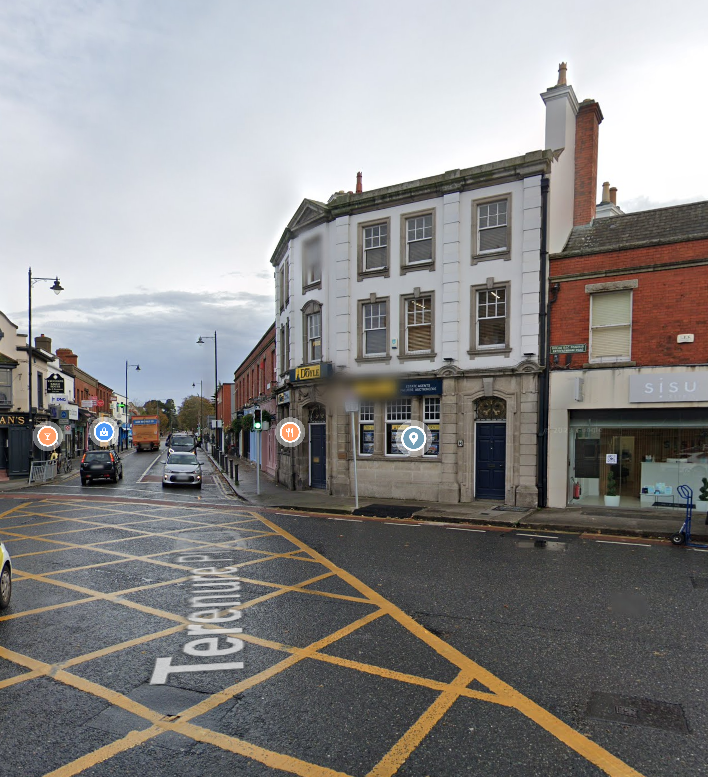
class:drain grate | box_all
[353,504,420,519]
[691,576,708,589]
[515,539,566,551]
[491,506,530,513]
[586,692,689,733]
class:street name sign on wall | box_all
[46,373,65,393]
[629,373,708,402]
[550,344,587,354]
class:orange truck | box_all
[131,416,160,451]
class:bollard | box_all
[234,463,239,483]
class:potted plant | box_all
[697,477,708,513]
[604,469,620,507]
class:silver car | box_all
[162,452,202,489]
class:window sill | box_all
[355,356,392,364]
[582,360,636,369]
[471,251,510,265]
[397,352,437,363]
[467,347,512,359]
[356,454,441,463]
[357,267,390,282]
[400,261,435,275]
[302,281,322,293]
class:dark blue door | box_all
[310,424,326,489]
[475,423,506,499]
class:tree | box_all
[178,395,215,433]
[142,399,176,434]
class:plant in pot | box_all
[697,477,708,515]
[604,469,620,507]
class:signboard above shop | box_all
[46,373,66,393]
[289,363,333,383]
[629,373,708,403]
[399,379,442,396]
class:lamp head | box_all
[51,278,63,295]
[196,336,204,344]
[135,365,141,371]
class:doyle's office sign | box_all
[289,363,333,383]
[629,373,708,403]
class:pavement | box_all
[4,447,707,541]
[212,454,708,542]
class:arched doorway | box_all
[474,397,507,500]
[308,403,326,489]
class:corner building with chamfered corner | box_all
[271,66,602,507]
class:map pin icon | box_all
[409,432,418,446]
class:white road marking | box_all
[138,454,163,482]
[329,517,363,522]
[446,527,487,532]
[276,512,307,517]
[596,540,651,547]
[384,522,420,527]
[516,533,559,540]
[690,548,708,553]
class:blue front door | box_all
[475,423,506,500]
[310,424,326,489]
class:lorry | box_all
[131,416,160,451]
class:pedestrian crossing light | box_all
[254,408,262,430]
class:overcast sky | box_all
[1,0,706,405]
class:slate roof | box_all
[0,352,18,366]
[556,200,708,257]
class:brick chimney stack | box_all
[356,171,363,193]
[56,348,78,366]
[573,99,603,225]
[609,186,618,206]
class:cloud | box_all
[12,290,274,406]
[620,195,706,214]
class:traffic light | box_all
[254,408,262,430]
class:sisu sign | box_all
[629,373,708,403]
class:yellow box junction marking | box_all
[0,498,646,777]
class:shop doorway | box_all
[0,428,7,474]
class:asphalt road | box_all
[0,453,707,777]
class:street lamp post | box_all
[197,331,218,452]
[192,381,203,437]
[124,362,140,451]
[28,268,63,460]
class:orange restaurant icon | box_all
[38,426,58,447]
[280,422,301,443]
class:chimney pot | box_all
[609,186,617,206]
[356,171,363,193]
[601,181,611,203]
[557,62,567,86]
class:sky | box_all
[1,0,706,406]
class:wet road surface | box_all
[0,457,706,776]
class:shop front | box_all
[549,368,708,509]
[0,413,32,478]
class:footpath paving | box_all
[210,454,708,542]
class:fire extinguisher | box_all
[572,479,582,499]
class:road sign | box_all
[344,400,359,413]
[550,344,587,354]
[97,400,105,407]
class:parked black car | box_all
[81,450,123,485]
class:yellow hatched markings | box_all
[256,513,646,777]
[2,499,646,777]
[0,501,33,520]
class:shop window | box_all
[386,399,411,455]
[423,397,440,456]
[590,291,632,362]
[359,401,374,455]
[0,369,12,407]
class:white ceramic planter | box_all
[604,495,621,507]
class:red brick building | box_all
[547,200,708,509]
[233,324,277,475]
